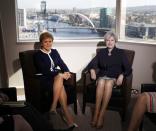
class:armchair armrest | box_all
[63,72,76,87]
[83,70,95,86]
[141,84,156,93]
[122,74,133,90]
[121,74,133,104]
[0,87,17,101]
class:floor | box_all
[17,89,156,131]
[48,94,122,131]
[48,93,156,131]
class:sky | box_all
[17,0,156,9]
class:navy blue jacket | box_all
[88,47,132,79]
[33,49,69,77]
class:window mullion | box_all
[116,0,126,40]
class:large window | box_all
[16,0,156,42]
[16,0,116,41]
[124,0,156,42]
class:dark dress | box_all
[33,49,70,87]
[34,49,69,77]
[88,47,132,79]
[33,49,70,110]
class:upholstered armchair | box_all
[19,50,77,114]
[139,84,156,131]
[82,48,135,120]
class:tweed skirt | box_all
[96,76,116,87]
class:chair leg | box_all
[139,120,143,131]
[121,111,125,121]
[82,96,86,114]
[74,100,77,114]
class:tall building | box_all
[16,9,26,27]
[100,8,112,28]
[41,1,46,15]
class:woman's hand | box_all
[61,72,71,80]
[90,69,96,80]
[116,74,124,86]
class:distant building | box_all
[41,1,46,15]
[100,8,112,28]
[16,9,26,26]
[126,23,156,39]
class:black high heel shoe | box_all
[96,124,103,129]
[90,121,96,127]
[96,119,104,129]
[69,123,78,128]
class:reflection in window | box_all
[16,0,116,41]
[125,0,156,41]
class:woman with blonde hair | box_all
[89,31,132,128]
[34,32,77,128]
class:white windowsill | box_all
[17,38,156,46]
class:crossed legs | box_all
[50,74,74,126]
[128,93,148,131]
[50,74,64,111]
[91,79,114,128]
